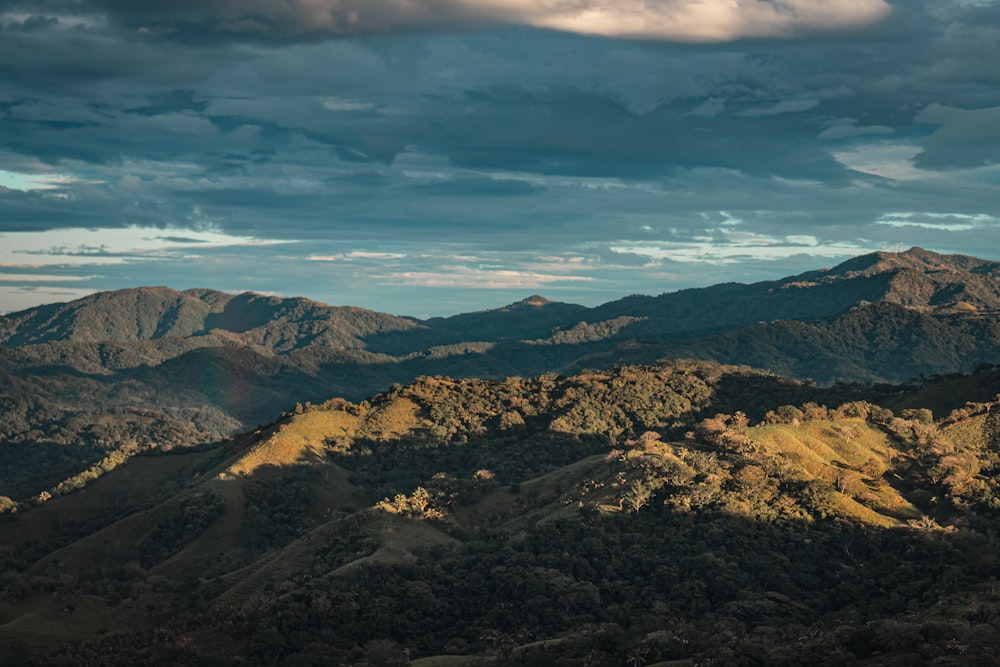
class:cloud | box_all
[607,236,870,265]
[307,251,407,262]
[913,104,1000,170]
[388,267,593,289]
[525,0,893,41]
[738,98,820,117]
[322,97,376,112]
[876,211,1000,232]
[0,225,290,266]
[832,143,925,180]
[0,168,75,191]
[0,0,998,318]
[76,0,893,42]
[817,118,893,141]
[0,273,93,282]
[405,176,546,197]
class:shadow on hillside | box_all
[700,371,870,423]
[0,441,106,500]
[327,429,613,505]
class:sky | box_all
[1,0,999,318]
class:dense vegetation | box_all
[4,248,1000,501]
[3,248,1000,664]
[3,360,1000,665]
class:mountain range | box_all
[2,247,1000,500]
[2,249,1000,467]
[2,247,1000,664]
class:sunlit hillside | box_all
[3,361,1000,665]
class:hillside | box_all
[4,247,999,356]
[0,287,420,351]
[2,246,1000,500]
[2,361,1000,665]
[686,301,1000,384]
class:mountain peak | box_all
[514,295,552,308]
[822,247,986,279]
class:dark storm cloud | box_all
[435,85,854,181]
[2,1,993,187]
[85,0,484,41]
[913,104,1000,170]
[0,186,113,231]
[157,235,208,243]
[1,0,999,316]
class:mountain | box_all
[3,248,999,664]
[682,300,1000,384]
[2,247,1000,499]
[2,361,1000,665]
[5,247,999,352]
[0,286,420,351]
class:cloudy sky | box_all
[1,0,999,317]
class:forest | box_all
[4,248,1000,664]
[2,360,1000,665]
[3,247,1000,507]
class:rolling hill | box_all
[2,246,1000,504]
[2,361,1000,665]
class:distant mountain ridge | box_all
[4,247,999,351]
[2,247,1000,499]
[0,286,419,350]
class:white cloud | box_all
[876,211,1000,231]
[387,266,592,289]
[0,168,75,191]
[490,0,893,41]
[307,251,407,261]
[608,228,868,264]
[0,226,291,267]
[0,273,93,282]
[833,142,926,180]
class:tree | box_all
[901,408,934,425]
[0,496,17,514]
[621,479,657,512]
[729,411,749,431]
[768,405,803,426]
[363,639,409,666]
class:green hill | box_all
[3,247,1000,503]
[3,361,1000,665]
